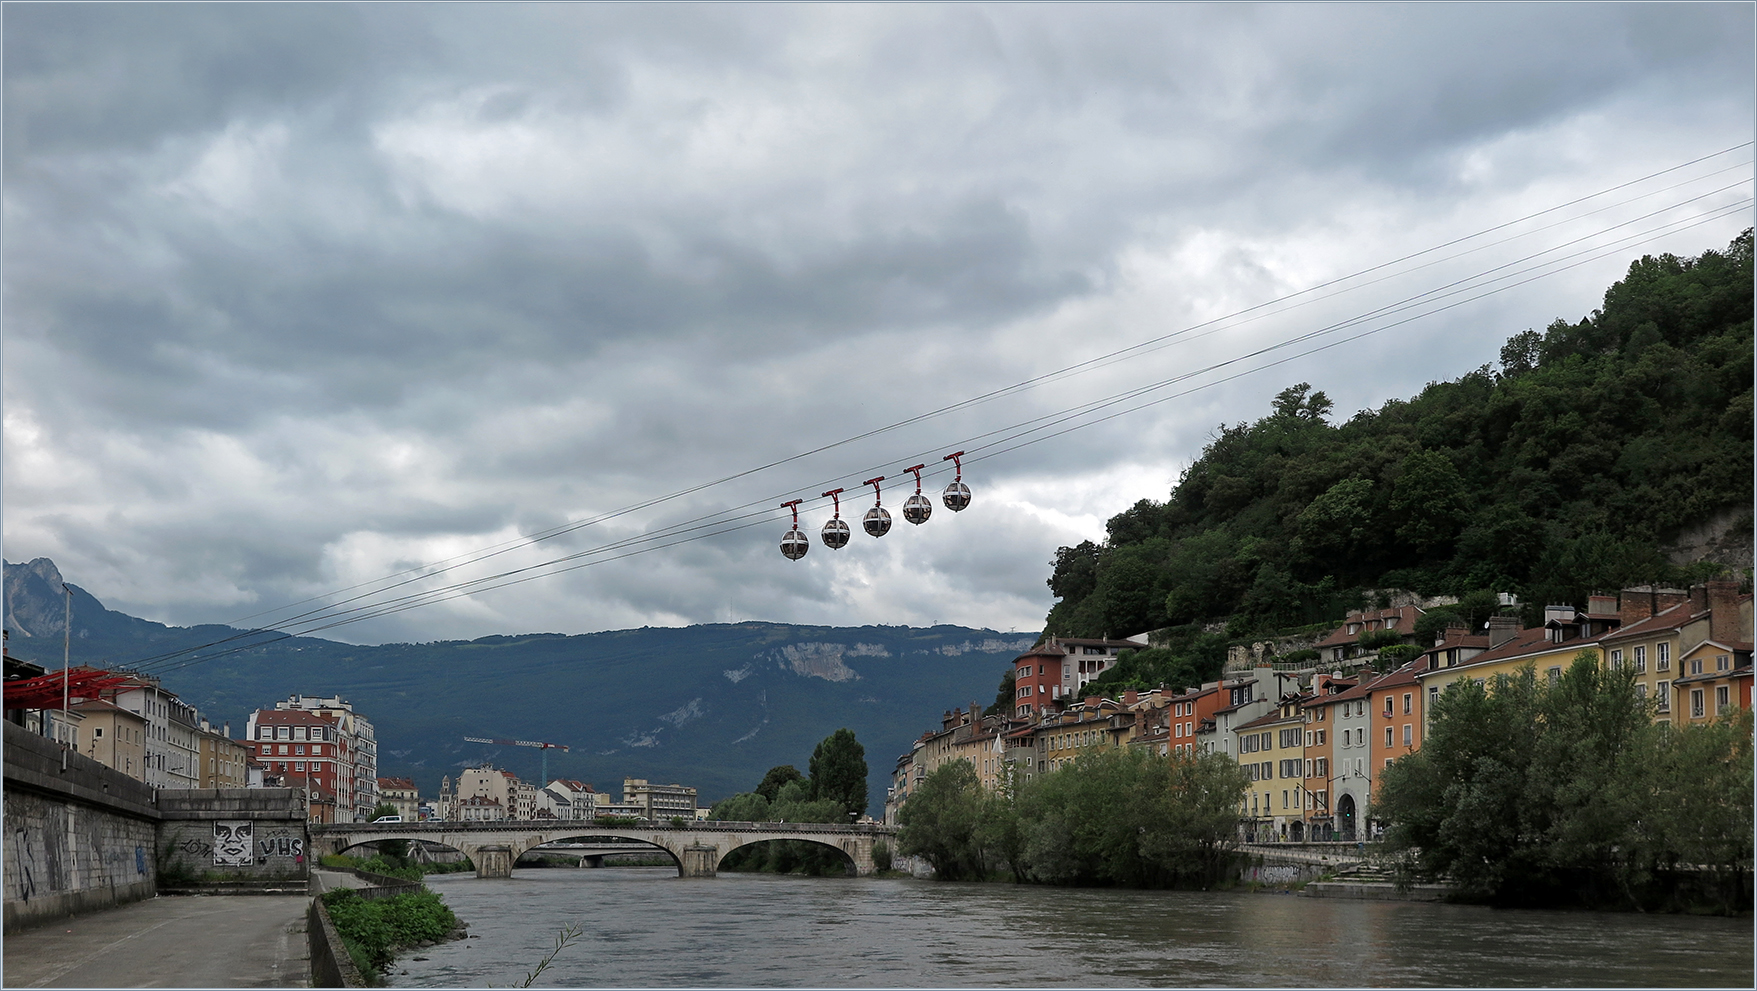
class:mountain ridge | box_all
[3,558,1034,813]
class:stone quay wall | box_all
[157,788,309,889]
[3,720,158,930]
[4,721,310,931]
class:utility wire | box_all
[204,144,1754,631]
[128,193,1750,673]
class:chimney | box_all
[1085,696,1100,709]
[1123,688,1139,706]
[1587,594,1617,616]
[1706,580,1743,645]
[1654,587,1690,615]
[1620,586,1657,627]
[1487,614,1520,648]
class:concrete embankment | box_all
[0,893,311,988]
[1302,880,1450,901]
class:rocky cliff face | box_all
[5,557,69,638]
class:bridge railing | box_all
[315,819,895,835]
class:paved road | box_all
[2,894,310,988]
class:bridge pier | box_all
[678,844,719,879]
[472,844,514,879]
[581,855,604,869]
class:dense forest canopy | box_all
[1045,231,1753,642]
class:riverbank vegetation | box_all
[707,729,871,874]
[898,748,1250,888]
[1376,652,1753,914]
[1042,232,1753,643]
[321,887,461,984]
[320,850,476,880]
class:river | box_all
[389,868,1753,988]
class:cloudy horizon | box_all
[5,3,1751,647]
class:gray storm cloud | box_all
[4,3,1751,644]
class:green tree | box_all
[1016,748,1247,888]
[708,791,771,822]
[754,765,805,802]
[1376,651,1751,912]
[1293,477,1376,562]
[985,668,1016,717]
[897,761,988,881]
[807,729,868,818]
[1390,450,1470,555]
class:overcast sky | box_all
[4,3,1752,646]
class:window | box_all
[1382,697,1392,717]
[1716,686,1730,712]
[1282,790,1289,809]
[1610,648,1623,668]
[1402,724,1413,747]
[1655,680,1671,711]
[1384,727,1393,748]
[1402,693,1412,715]
[1636,683,1648,700]
[1655,643,1669,671]
[276,726,290,740]
[295,745,306,755]
[258,727,271,740]
[1691,689,1705,719]
[1690,658,1704,676]
[1547,666,1562,685]
[1717,654,1730,672]
[1384,758,1394,768]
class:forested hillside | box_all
[1046,231,1753,641]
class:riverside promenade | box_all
[1,894,311,988]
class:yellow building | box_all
[917,704,1011,793]
[1672,639,1753,725]
[197,720,250,788]
[69,698,148,781]
[1035,696,1127,775]
[1233,697,1306,841]
[1600,582,1750,721]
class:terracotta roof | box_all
[1234,708,1298,731]
[1599,601,1698,642]
[1427,627,1602,674]
[1370,662,1425,691]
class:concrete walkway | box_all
[307,868,368,894]
[2,894,310,988]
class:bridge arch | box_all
[311,822,894,879]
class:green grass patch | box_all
[320,887,459,984]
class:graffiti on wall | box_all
[213,821,254,867]
[256,826,305,863]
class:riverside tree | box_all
[808,728,868,818]
[899,747,1249,887]
[1375,651,1754,912]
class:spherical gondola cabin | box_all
[863,506,892,537]
[821,488,852,549]
[903,492,933,525]
[942,480,971,512]
[778,499,810,560]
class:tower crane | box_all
[463,735,571,785]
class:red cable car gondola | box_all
[821,488,851,549]
[902,464,932,525]
[779,499,809,560]
[862,476,892,537]
[942,450,971,511]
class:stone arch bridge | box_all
[311,820,898,878]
